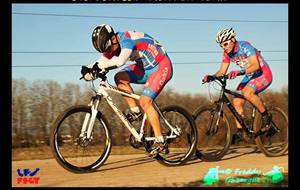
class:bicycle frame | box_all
[81,80,180,143]
[213,79,256,135]
[196,75,288,159]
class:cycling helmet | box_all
[216,28,236,44]
[92,24,115,53]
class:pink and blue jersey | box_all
[117,31,168,69]
[222,41,273,93]
[116,31,173,99]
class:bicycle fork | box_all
[80,95,101,140]
[206,102,225,135]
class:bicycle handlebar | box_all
[95,69,109,81]
[80,66,116,81]
[202,72,244,84]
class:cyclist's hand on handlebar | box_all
[227,69,245,79]
[80,66,95,81]
[92,62,102,74]
[80,62,103,81]
[81,66,91,76]
[202,75,215,83]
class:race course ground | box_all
[12,146,288,187]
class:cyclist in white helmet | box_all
[203,28,273,144]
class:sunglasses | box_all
[220,40,231,48]
[106,40,119,52]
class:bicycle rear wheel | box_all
[151,105,198,166]
[193,105,231,161]
[254,106,288,157]
[49,105,112,173]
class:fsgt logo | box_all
[16,168,40,184]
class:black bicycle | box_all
[193,74,288,161]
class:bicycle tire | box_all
[49,105,112,173]
[254,106,288,157]
[193,105,232,161]
[150,105,198,166]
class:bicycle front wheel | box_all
[49,105,112,173]
[193,105,231,161]
[154,105,198,166]
[254,106,288,157]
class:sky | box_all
[12,4,288,96]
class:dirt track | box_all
[12,146,288,187]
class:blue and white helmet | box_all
[216,28,236,44]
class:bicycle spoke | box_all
[150,105,197,166]
[254,107,288,157]
[50,105,112,173]
[193,106,231,161]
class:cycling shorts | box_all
[237,66,273,94]
[122,55,173,99]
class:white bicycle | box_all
[50,68,197,173]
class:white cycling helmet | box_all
[216,28,236,44]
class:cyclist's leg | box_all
[242,87,265,112]
[232,96,248,143]
[140,56,173,137]
[114,63,146,109]
[240,70,272,113]
[232,97,246,129]
[235,75,254,128]
[238,70,273,126]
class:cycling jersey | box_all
[222,41,273,93]
[93,30,173,100]
[116,31,167,69]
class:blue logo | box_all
[16,168,40,184]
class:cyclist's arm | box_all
[214,52,230,76]
[86,54,110,68]
[241,41,260,74]
[244,55,260,74]
[95,48,132,69]
[215,62,230,77]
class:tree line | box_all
[12,78,288,148]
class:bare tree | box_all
[12,78,288,148]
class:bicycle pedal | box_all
[147,150,158,158]
[148,153,158,158]
[148,148,169,157]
